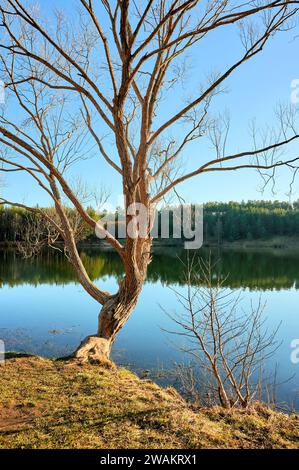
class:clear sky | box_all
[1,0,299,209]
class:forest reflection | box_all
[0,247,298,291]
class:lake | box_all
[0,247,299,409]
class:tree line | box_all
[1,200,299,245]
[203,200,299,243]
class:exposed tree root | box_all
[73,336,114,368]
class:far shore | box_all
[2,236,299,252]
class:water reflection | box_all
[0,247,299,409]
[1,247,299,290]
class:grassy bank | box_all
[0,357,298,449]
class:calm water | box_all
[1,247,299,408]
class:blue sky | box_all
[2,0,299,208]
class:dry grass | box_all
[0,356,298,449]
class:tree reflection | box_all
[0,247,298,291]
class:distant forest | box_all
[203,200,299,243]
[1,200,299,245]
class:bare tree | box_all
[16,211,60,258]
[16,206,93,258]
[165,256,280,408]
[0,1,298,361]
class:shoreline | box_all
[0,355,298,449]
[2,236,299,251]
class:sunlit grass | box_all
[0,356,298,449]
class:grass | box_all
[0,356,298,449]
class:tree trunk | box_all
[73,284,142,363]
[73,192,153,362]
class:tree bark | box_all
[74,239,151,363]
[73,283,142,363]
